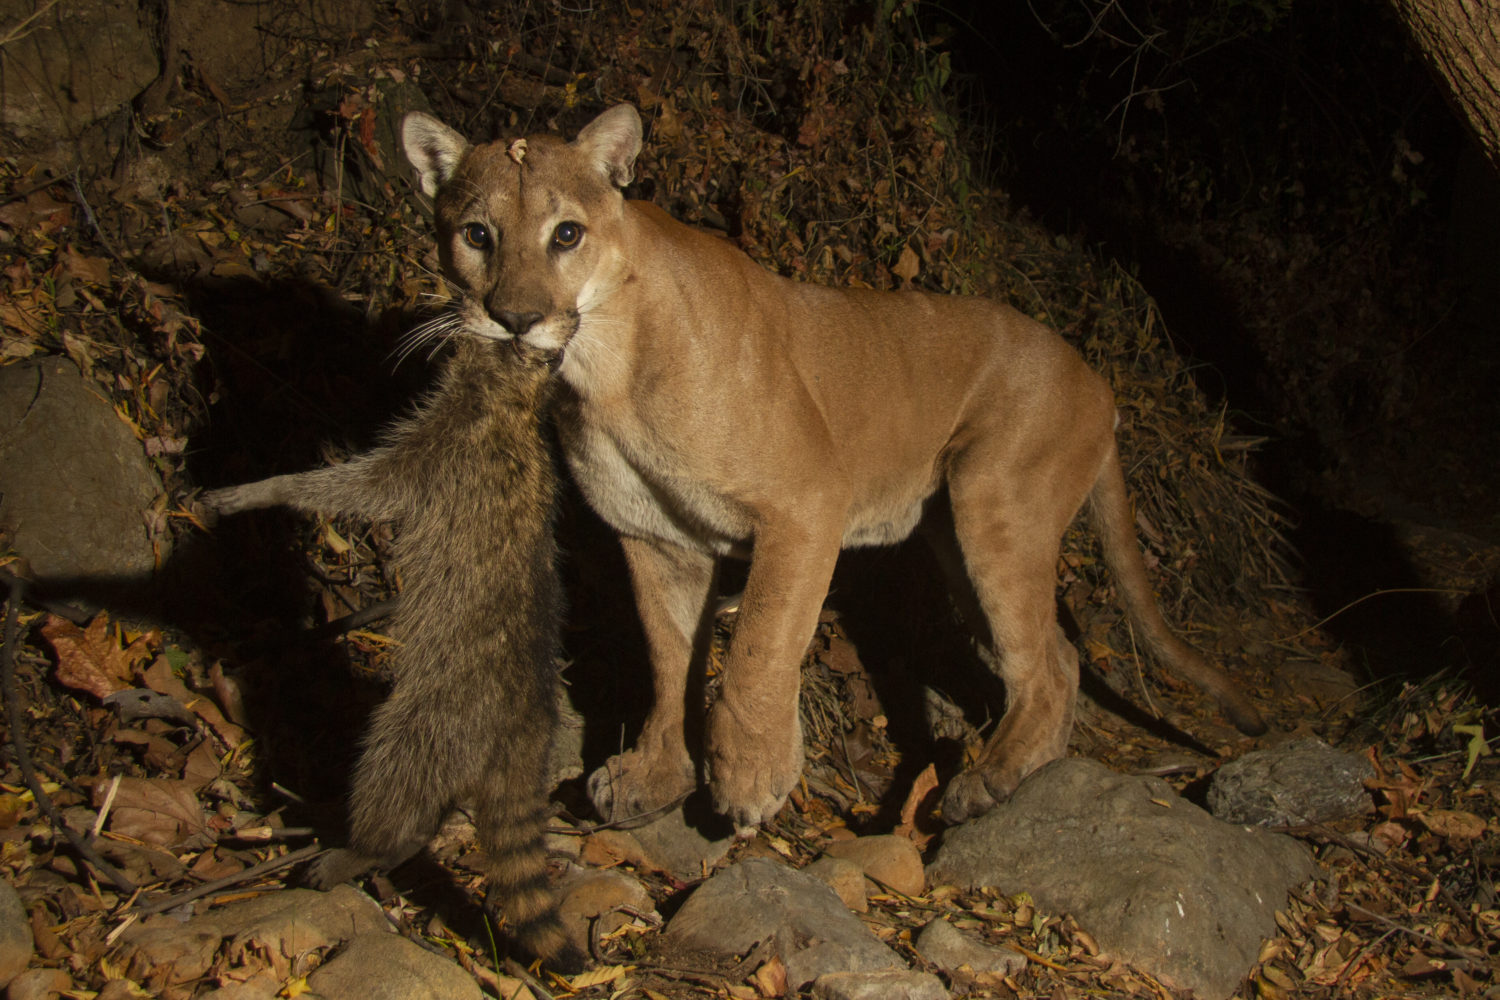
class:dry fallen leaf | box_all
[894,762,940,849]
[42,614,152,700]
[141,656,246,748]
[97,776,208,847]
[566,965,628,990]
[893,244,920,285]
[750,955,787,998]
[1416,808,1488,841]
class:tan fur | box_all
[403,105,1265,830]
[203,338,581,969]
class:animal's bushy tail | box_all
[1088,445,1267,735]
[473,777,584,971]
[344,691,456,864]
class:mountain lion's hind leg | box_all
[938,478,1082,824]
[587,537,715,823]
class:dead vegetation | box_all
[0,1,1496,998]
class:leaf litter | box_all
[0,1,1496,998]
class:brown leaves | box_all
[893,762,940,849]
[95,776,209,848]
[892,243,921,286]
[43,613,247,748]
[42,614,156,700]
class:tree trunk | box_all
[1389,0,1500,171]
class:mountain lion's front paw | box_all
[705,701,803,834]
[586,746,696,825]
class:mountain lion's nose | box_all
[496,310,542,336]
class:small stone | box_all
[550,689,586,787]
[824,834,925,897]
[811,969,949,1000]
[0,880,33,988]
[914,918,1025,977]
[307,934,482,1000]
[665,859,903,989]
[1207,737,1374,827]
[545,828,584,861]
[580,829,647,869]
[555,865,655,955]
[5,967,72,1000]
[805,856,868,912]
[627,801,735,881]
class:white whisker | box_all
[391,311,464,371]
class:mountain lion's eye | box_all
[552,222,583,250]
[461,223,491,250]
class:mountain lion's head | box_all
[401,106,643,366]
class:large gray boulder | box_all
[0,359,163,584]
[928,757,1315,1000]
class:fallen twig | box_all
[126,843,322,916]
[1343,901,1484,965]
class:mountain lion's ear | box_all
[402,113,469,198]
[574,104,642,188]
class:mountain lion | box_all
[401,103,1266,832]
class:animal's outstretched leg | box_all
[705,518,843,832]
[587,537,716,823]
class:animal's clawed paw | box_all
[939,770,1001,825]
[586,747,696,824]
[940,761,1027,824]
[200,485,250,518]
[704,702,803,831]
[302,847,379,889]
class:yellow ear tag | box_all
[507,139,528,165]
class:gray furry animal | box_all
[203,335,578,968]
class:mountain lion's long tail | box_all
[1088,445,1267,735]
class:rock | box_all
[824,834,925,897]
[0,360,163,584]
[1208,737,1374,827]
[545,824,584,862]
[196,981,280,1000]
[555,865,656,956]
[582,802,733,883]
[811,969,950,1000]
[5,967,71,1000]
[0,880,32,988]
[805,856,868,912]
[1273,660,1361,716]
[307,934,482,1000]
[914,918,1025,978]
[927,758,1315,1000]
[0,0,158,148]
[664,858,904,989]
[117,886,389,991]
[550,687,586,787]
[580,828,647,868]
